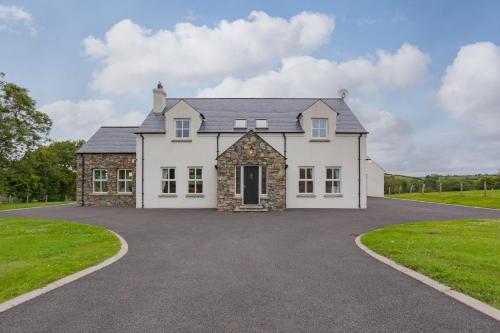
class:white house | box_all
[366,158,385,197]
[77,83,375,211]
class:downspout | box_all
[81,154,85,206]
[216,133,220,159]
[358,134,362,208]
[140,134,145,208]
[283,133,287,209]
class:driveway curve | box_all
[0,198,499,332]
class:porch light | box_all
[247,147,256,158]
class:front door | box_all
[243,166,259,205]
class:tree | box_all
[0,72,52,167]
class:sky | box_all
[1,0,500,176]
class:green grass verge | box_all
[0,217,120,303]
[362,219,500,309]
[387,190,500,209]
[0,201,75,211]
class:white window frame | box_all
[234,119,247,129]
[260,165,267,195]
[311,118,328,139]
[235,166,242,196]
[256,119,268,129]
[326,167,341,194]
[188,167,203,194]
[175,119,190,138]
[93,169,108,193]
[161,167,176,194]
[298,167,314,194]
[117,169,133,193]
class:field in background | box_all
[387,190,500,209]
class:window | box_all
[261,166,267,194]
[93,169,108,193]
[256,119,268,129]
[175,119,190,138]
[161,168,176,193]
[234,119,247,128]
[312,118,328,138]
[299,167,314,193]
[235,166,241,195]
[326,167,341,193]
[117,169,133,193]
[188,167,203,194]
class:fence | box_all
[384,180,500,195]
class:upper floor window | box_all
[234,119,247,129]
[117,169,133,193]
[161,168,176,194]
[326,167,341,194]
[93,169,108,193]
[311,118,328,138]
[256,119,268,129]
[175,119,190,138]
[299,167,314,193]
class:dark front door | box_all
[244,166,259,205]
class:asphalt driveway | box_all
[0,198,499,332]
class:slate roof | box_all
[77,127,138,153]
[136,98,367,134]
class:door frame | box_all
[242,165,260,205]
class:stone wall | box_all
[76,153,136,207]
[217,131,286,211]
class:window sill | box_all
[186,194,205,198]
[171,139,192,142]
[296,194,316,198]
[91,192,109,196]
[324,193,343,198]
[115,192,133,196]
[309,139,330,142]
[260,194,269,199]
[159,194,177,198]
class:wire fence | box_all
[385,179,500,195]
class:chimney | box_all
[153,82,166,113]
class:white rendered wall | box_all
[366,160,385,197]
[136,100,367,209]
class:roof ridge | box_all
[101,126,140,128]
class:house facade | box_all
[77,83,373,211]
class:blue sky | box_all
[1,1,500,175]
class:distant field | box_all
[387,190,500,209]
[0,201,74,211]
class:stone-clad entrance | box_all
[216,131,286,211]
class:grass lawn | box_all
[362,219,500,309]
[0,217,120,303]
[387,189,500,209]
[0,201,75,211]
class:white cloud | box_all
[0,5,36,35]
[198,43,429,97]
[40,99,144,140]
[437,42,500,138]
[83,11,334,94]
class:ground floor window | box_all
[93,169,108,193]
[188,167,203,194]
[117,169,133,193]
[161,168,176,193]
[326,167,341,193]
[299,167,314,193]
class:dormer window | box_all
[256,119,268,129]
[312,118,328,138]
[175,119,190,138]
[234,119,247,129]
